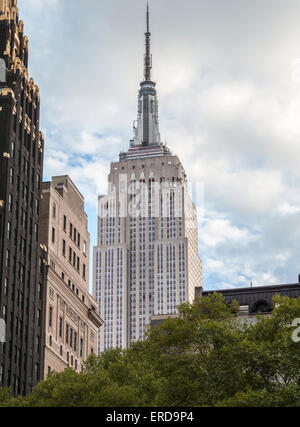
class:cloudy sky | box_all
[18,0,300,291]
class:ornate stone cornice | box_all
[0,0,18,22]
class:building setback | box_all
[41,176,103,376]
[0,0,47,395]
[93,6,202,353]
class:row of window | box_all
[48,307,95,359]
[51,208,87,253]
[62,214,87,255]
[49,308,81,353]
[7,192,40,217]
[49,230,87,280]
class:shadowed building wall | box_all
[0,0,47,395]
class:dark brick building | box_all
[151,281,300,327]
[0,0,46,395]
[202,281,300,315]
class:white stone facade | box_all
[94,156,202,353]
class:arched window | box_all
[0,58,6,83]
[253,300,270,314]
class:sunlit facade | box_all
[93,6,202,353]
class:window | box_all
[4,278,8,296]
[63,215,67,232]
[66,324,69,344]
[9,167,14,185]
[52,202,56,219]
[74,333,77,352]
[51,227,55,244]
[62,240,66,256]
[35,198,39,215]
[38,284,42,300]
[83,264,86,280]
[49,306,53,328]
[11,142,15,159]
[2,307,6,324]
[77,256,80,272]
[8,194,13,212]
[24,160,29,177]
[24,185,28,202]
[37,309,41,326]
[69,247,72,263]
[36,173,40,191]
[59,317,63,338]
[70,328,73,348]
[35,224,38,241]
[70,223,73,238]
[7,222,11,240]
[77,233,81,248]
[83,241,87,256]
[80,339,83,358]
[35,364,39,381]
[5,249,10,268]
[0,364,4,384]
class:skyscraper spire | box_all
[144,2,152,82]
[147,2,149,32]
[125,3,165,151]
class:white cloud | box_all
[18,0,300,290]
[200,216,258,248]
[278,203,300,216]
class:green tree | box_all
[2,293,300,407]
[0,387,24,407]
[144,293,300,406]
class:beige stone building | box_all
[41,176,103,377]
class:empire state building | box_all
[93,5,202,353]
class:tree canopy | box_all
[1,293,300,407]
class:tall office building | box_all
[0,0,47,394]
[93,6,202,353]
[41,176,103,377]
